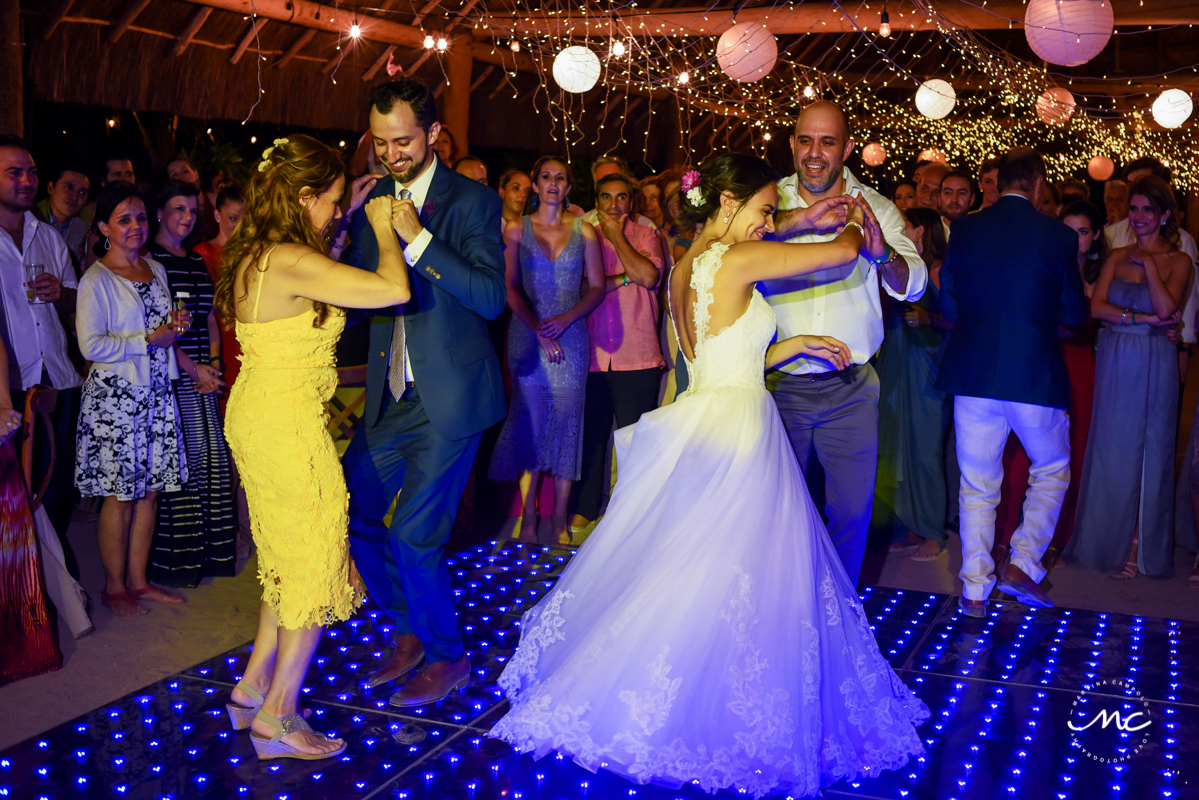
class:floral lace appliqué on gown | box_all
[488,243,930,798]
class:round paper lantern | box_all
[1087,156,1115,181]
[552,46,601,94]
[918,148,947,165]
[915,79,956,120]
[862,142,886,167]
[716,22,778,82]
[1152,89,1193,129]
[1024,0,1113,67]
[1035,87,1076,124]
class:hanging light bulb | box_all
[349,19,361,38]
[802,84,816,99]
[510,39,520,52]
[611,40,626,58]
[879,5,891,38]
[423,34,435,49]
[436,37,448,51]
[678,71,690,84]
[764,132,772,141]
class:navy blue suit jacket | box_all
[344,164,507,440]
[935,194,1087,409]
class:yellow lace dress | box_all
[224,260,364,630]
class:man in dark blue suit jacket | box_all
[342,80,506,705]
[935,147,1087,619]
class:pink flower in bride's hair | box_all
[680,170,702,192]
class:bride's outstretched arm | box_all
[726,221,864,285]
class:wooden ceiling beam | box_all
[497,1,1199,37]
[108,0,155,43]
[184,0,427,50]
[42,0,76,40]
[230,17,269,64]
[170,7,213,56]
[470,64,497,91]
[274,28,317,68]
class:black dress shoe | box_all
[367,634,424,687]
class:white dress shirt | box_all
[1104,216,1199,344]
[760,168,928,374]
[391,156,439,384]
[0,212,83,391]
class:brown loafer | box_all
[389,654,470,708]
[959,597,987,618]
[997,563,1054,608]
[367,634,425,688]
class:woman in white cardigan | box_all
[75,182,222,617]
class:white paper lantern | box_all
[1152,89,1193,129]
[862,142,886,167]
[716,22,778,83]
[1024,0,1113,67]
[915,79,956,120]
[552,46,601,94]
[1035,88,1076,124]
[918,148,947,165]
[1087,156,1115,181]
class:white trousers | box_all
[954,396,1071,601]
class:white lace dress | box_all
[487,242,930,798]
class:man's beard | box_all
[390,149,431,185]
[797,161,840,194]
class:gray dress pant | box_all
[771,365,880,586]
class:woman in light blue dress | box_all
[1067,176,1192,578]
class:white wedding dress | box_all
[488,242,930,798]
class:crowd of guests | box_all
[3,96,1199,691]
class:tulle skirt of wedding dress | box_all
[488,384,930,798]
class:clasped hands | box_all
[365,194,424,245]
[795,194,888,262]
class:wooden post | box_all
[442,34,472,156]
[0,0,21,136]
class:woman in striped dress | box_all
[147,179,237,587]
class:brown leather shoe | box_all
[997,563,1054,608]
[959,597,987,618]
[367,635,424,688]
[389,654,470,708]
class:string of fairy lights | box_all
[356,0,1199,185]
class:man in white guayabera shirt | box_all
[761,101,927,587]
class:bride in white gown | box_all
[488,153,930,798]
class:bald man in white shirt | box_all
[763,102,927,586]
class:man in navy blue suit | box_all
[936,147,1087,619]
[342,80,507,704]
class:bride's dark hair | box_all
[677,152,781,228]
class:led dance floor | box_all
[2,540,1195,800]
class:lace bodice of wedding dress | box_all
[675,241,778,396]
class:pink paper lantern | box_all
[1024,0,1113,67]
[862,142,886,167]
[1087,156,1115,181]
[716,22,778,83]
[1035,88,1076,125]
[918,148,947,165]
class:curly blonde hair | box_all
[214,134,344,328]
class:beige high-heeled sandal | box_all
[226,680,265,730]
[250,710,346,761]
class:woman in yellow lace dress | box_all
[213,135,410,761]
